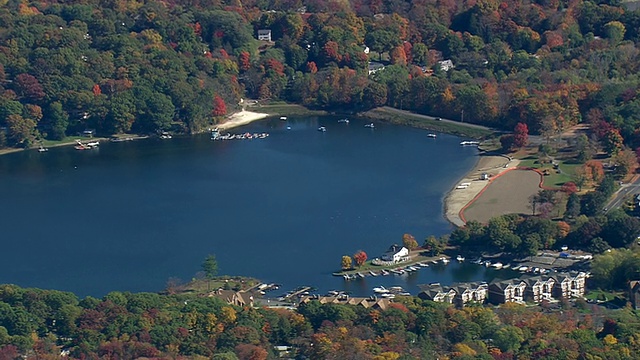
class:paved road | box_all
[605,175,640,213]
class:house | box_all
[208,289,255,307]
[418,284,456,304]
[257,29,272,42]
[362,45,370,54]
[450,282,488,307]
[630,281,640,310]
[381,244,409,263]
[299,295,391,310]
[488,279,527,304]
[368,61,386,75]
[552,272,586,298]
[438,59,454,72]
[523,276,556,303]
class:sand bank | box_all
[444,154,520,227]
[215,110,270,131]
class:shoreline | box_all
[213,109,271,131]
[444,152,520,227]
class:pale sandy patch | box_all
[444,154,520,226]
[215,110,270,131]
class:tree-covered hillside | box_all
[2,0,640,151]
[0,284,639,359]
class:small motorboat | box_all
[427,133,437,138]
[280,116,287,121]
[373,286,389,294]
[418,262,429,267]
[160,132,172,139]
[369,270,378,277]
[286,126,291,130]
[338,118,349,123]
[38,146,48,152]
[492,262,503,269]
[357,272,365,278]
[364,123,375,128]
[380,269,390,275]
[456,255,465,262]
[318,126,326,132]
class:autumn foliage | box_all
[212,95,227,117]
[353,250,367,267]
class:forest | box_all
[0,283,639,359]
[1,0,640,151]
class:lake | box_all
[0,116,510,298]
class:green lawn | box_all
[517,157,579,188]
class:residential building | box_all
[368,61,386,75]
[450,282,488,307]
[418,284,456,304]
[523,276,556,303]
[208,289,255,307]
[552,271,586,298]
[438,59,454,71]
[488,279,527,304]
[381,244,409,263]
[257,29,272,41]
[299,295,391,310]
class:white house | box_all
[438,59,454,72]
[381,244,409,263]
[368,61,386,75]
[257,29,272,42]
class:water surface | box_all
[0,116,499,297]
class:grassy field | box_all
[517,156,580,188]
[361,107,496,139]
[252,103,328,117]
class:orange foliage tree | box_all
[353,250,367,267]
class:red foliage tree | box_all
[306,61,318,74]
[513,122,529,148]
[323,41,341,63]
[265,59,285,76]
[561,182,578,194]
[403,41,413,63]
[92,84,102,96]
[353,250,367,267]
[15,73,45,101]
[212,95,227,117]
[235,344,267,360]
[390,45,407,66]
[238,51,251,71]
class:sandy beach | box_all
[214,110,270,131]
[444,154,520,227]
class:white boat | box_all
[456,255,465,262]
[409,266,420,271]
[418,262,429,267]
[280,116,287,120]
[440,257,450,264]
[502,263,511,269]
[484,261,492,267]
[318,126,326,132]
[431,260,438,264]
[427,133,437,138]
[460,140,480,146]
[518,266,529,272]
[357,272,365,278]
[38,146,48,152]
[389,286,404,293]
[86,141,99,147]
[380,269,390,275]
[381,293,395,298]
[492,262,503,269]
[286,126,291,130]
[338,118,349,123]
[373,286,390,294]
[364,123,375,128]
[160,132,172,139]
[369,270,378,277]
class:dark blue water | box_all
[0,116,508,298]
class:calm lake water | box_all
[0,116,512,298]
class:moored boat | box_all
[456,255,465,262]
[427,133,437,138]
[338,118,349,123]
[318,126,326,132]
[364,123,375,128]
